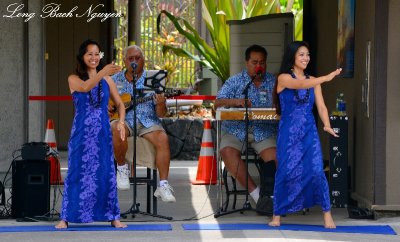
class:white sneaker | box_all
[116,164,130,190]
[154,183,176,202]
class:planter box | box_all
[161,118,216,160]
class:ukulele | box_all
[109,90,181,119]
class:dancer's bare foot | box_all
[268,215,281,227]
[111,220,127,228]
[323,211,336,229]
[55,221,68,229]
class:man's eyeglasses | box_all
[127,55,142,62]
[250,60,266,66]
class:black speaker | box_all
[329,115,348,208]
[21,142,49,160]
[12,160,50,219]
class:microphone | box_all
[242,66,264,95]
[255,65,264,77]
[130,62,138,70]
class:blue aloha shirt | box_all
[111,70,161,130]
[216,70,278,142]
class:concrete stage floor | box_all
[0,158,399,242]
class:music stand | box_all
[144,70,167,94]
[214,79,255,217]
[121,69,172,220]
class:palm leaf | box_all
[294,8,303,40]
[157,10,230,81]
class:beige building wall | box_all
[385,0,400,207]
[0,0,45,173]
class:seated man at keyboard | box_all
[215,44,277,206]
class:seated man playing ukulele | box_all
[109,45,176,203]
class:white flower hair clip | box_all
[99,51,104,59]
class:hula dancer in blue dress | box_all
[270,41,341,228]
[56,39,127,229]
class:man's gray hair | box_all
[123,45,144,58]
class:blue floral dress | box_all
[273,77,331,215]
[60,79,121,223]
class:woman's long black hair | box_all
[273,41,310,115]
[75,39,105,107]
[75,39,105,79]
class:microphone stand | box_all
[242,80,252,210]
[121,67,172,220]
[214,76,256,217]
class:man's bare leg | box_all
[220,147,257,192]
[258,147,276,164]
[111,122,129,166]
[112,122,131,190]
[143,130,176,202]
[143,130,170,180]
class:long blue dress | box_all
[60,79,121,223]
[273,77,331,215]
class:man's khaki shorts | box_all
[111,120,165,137]
[219,131,276,154]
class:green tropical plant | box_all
[157,0,302,82]
[280,0,303,40]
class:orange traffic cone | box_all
[192,119,217,185]
[45,119,57,152]
[44,119,63,185]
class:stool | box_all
[222,148,262,211]
[125,136,158,214]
